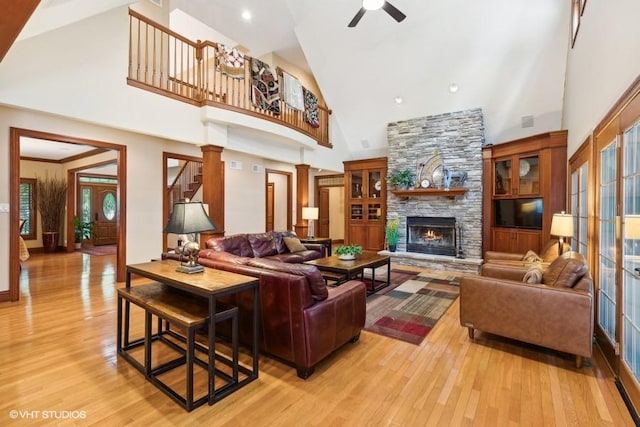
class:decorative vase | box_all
[338,254,356,260]
[42,231,59,253]
[389,244,397,252]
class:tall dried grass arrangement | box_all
[36,174,67,232]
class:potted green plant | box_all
[36,174,67,253]
[387,168,414,190]
[385,217,400,252]
[73,216,94,249]
[334,243,363,260]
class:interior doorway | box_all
[265,169,292,231]
[315,174,345,243]
[8,128,127,302]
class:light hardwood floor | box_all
[0,252,634,426]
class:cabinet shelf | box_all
[391,187,468,199]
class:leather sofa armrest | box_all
[480,263,528,281]
[303,243,326,257]
[302,280,366,366]
[484,251,524,262]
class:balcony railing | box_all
[128,9,331,148]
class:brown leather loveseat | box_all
[460,252,593,367]
[181,231,366,379]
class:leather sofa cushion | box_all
[199,250,252,265]
[248,233,278,258]
[206,234,253,257]
[542,256,587,288]
[247,258,329,301]
[273,231,296,254]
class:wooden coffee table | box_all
[304,251,391,295]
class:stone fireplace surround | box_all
[383,108,485,274]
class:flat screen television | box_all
[494,198,543,230]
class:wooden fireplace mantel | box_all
[391,188,468,199]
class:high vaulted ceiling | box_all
[17,0,571,160]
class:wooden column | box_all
[201,145,225,241]
[295,164,310,237]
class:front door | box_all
[78,180,117,246]
[94,185,117,245]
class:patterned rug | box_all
[365,270,460,345]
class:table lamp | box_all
[625,215,640,275]
[302,207,319,239]
[163,201,217,273]
[550,211,573,255]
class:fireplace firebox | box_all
[406,216,457,256]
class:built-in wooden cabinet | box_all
[482,131,567,256]
[343,157,387,251]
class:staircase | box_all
[168,160,203,205]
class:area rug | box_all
[79,245,116,256]
[365,270,461,345]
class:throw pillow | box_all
[542,256,587,287]
[283,236,307,253]
[522,250,542,263]
[523,263,543,284]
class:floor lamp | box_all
[302,207,319,239]
[550,211,573,255]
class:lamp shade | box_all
[625,215,640,239]
[302,207,319,220]
[550,212,573,237]
[163,201,217,234]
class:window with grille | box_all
[19,178,37,240]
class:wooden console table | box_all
[124,260,259,405]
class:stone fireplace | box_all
[406,216,457,256]
[385,108,485,273]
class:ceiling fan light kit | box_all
[363,0,385,10]
[348,1,406,28]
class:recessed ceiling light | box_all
[241,10,252,21]
[363,0,385,11]
[448,83,459,93]
[394,96,403,104]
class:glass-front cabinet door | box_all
[517,155,539,195]
[494,154,540,196]
[494,159,512,195]
[351,171,363,199]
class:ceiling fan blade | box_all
[382,1,406,23]
[348,7,366,27]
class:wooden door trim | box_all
[9,128,126,302]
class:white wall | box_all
[562,1,640,155]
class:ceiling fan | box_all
[348,0,406,28]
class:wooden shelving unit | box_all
[391,187,468,199]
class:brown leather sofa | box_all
[165,231,366,379]
[484,238,570,266]
[460,252,593,367]
[205,230,325,263]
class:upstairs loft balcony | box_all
[127,9,331,148]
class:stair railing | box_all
[128,9,331,147]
